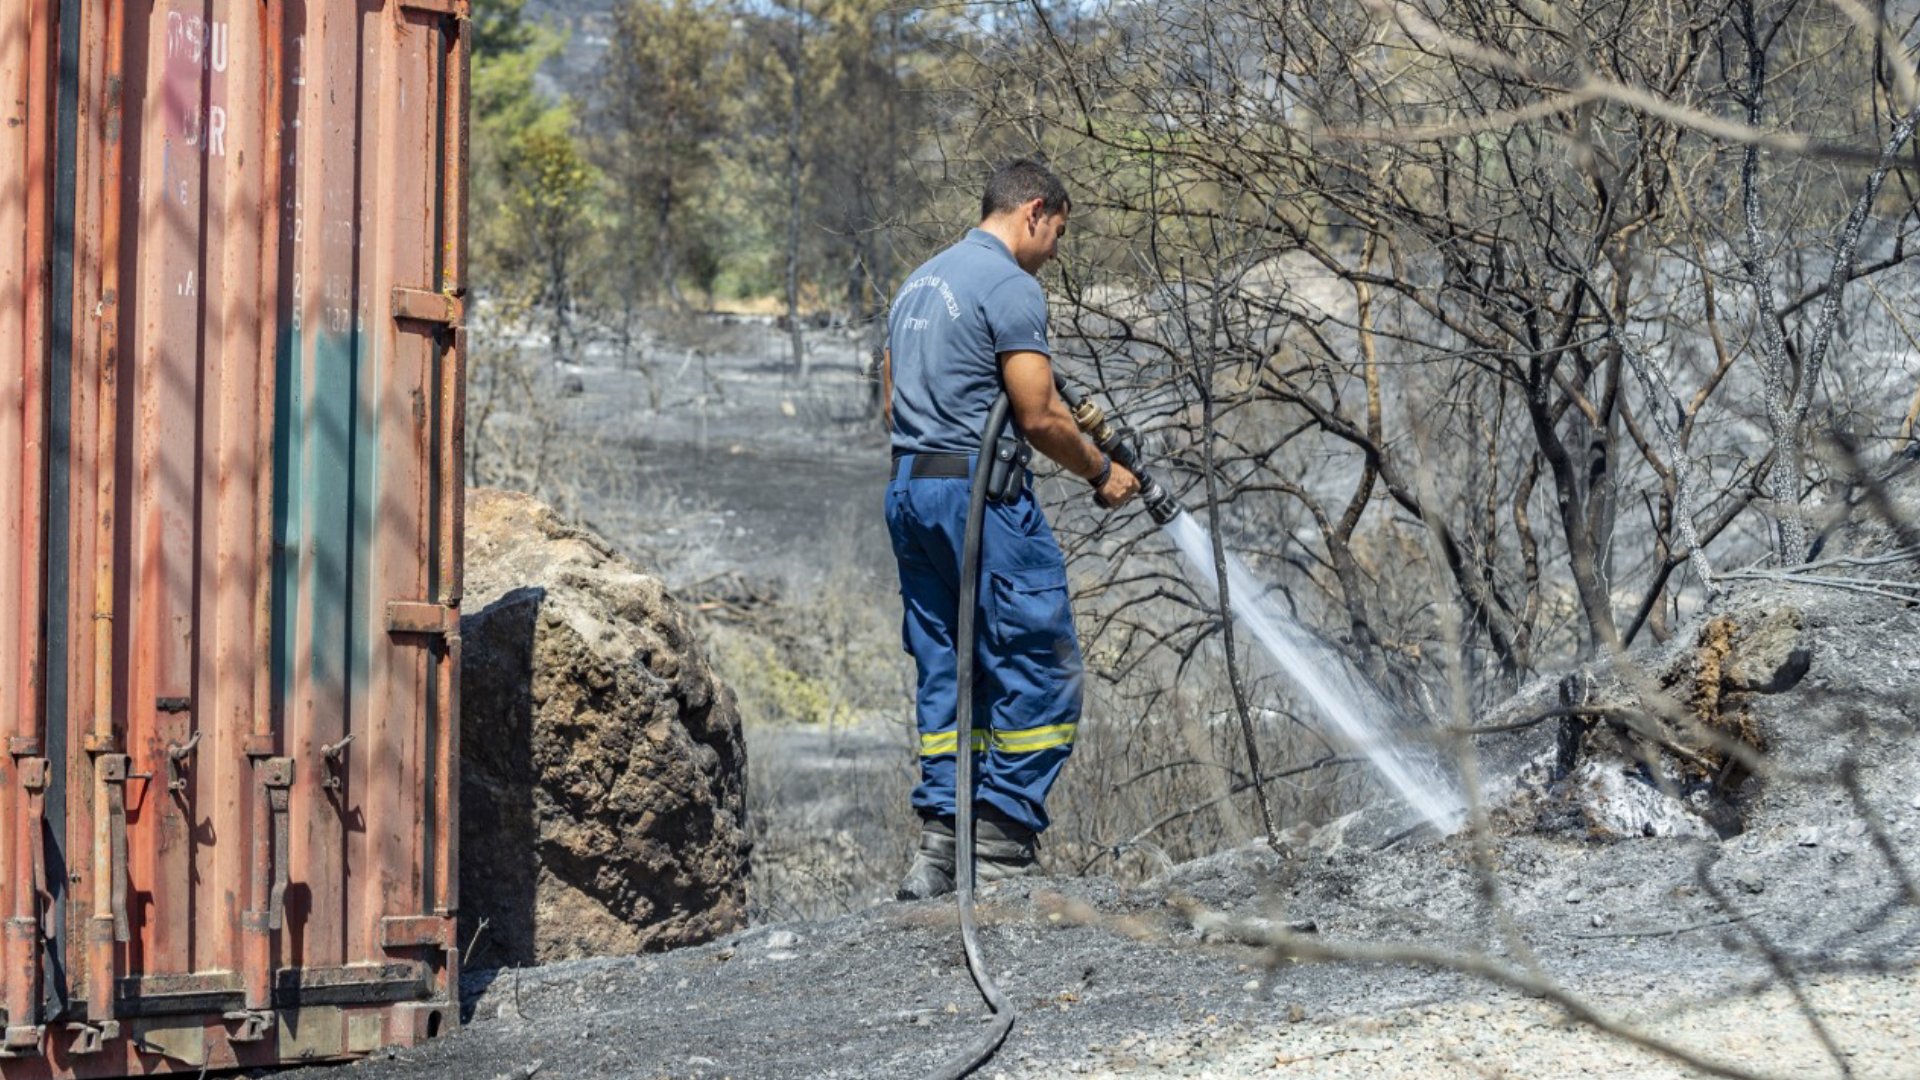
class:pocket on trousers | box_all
[986,565,1072,654]
[884,485,909,556]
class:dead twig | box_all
[1348,0,1911,166]
[1076,756,1363,875]
[464,916,492,969]
[1139,902,1776,1080]
[1452,704,1644,737]
[1717,569,1920,604]
[1569,911,1761,940]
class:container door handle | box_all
[110,794,129,944]
[261,758,294,931]
[23,760,49,914]
[269,790,290,930]
[100,756,130,943]
[31,796,48,912]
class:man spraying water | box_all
[882,159,1140,899]
[884,159,1462,1080]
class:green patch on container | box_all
[308,326,355,704]
[271,324,304,716]
[273,316,382,730]
[350,337,380,706]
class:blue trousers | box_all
[885,455,1083,834]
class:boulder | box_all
[458,488,748,967]
[1723,606,1812,694]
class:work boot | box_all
[973,814,1040,884]
[895,817,957,901]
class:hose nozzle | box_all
[1057,376,1183,525]
[1137,479,1179,525]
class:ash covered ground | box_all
[348,313,1920,1079]
[279,570,1920,1079]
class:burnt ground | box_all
[552,315,892,589]
[333,315,1920,1079]
[277,578,1920,1080]
[276,786,1919,1080]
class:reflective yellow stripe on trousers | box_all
[919,723,1077,756]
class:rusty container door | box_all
[2,0,468,1075]
[2,0,55,1064]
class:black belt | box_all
[894,453,973,480]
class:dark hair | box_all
[980,158,1069,221]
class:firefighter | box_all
[881,158,1140,900]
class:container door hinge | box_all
[380,915,453,951]
[223,1010,272,1043]
[386,600,456,637]
[64,1020,118,1055]
[398,0,470,17]
[391,287,465,329]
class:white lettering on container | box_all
[165,10,232,157]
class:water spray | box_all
[1054,377,1465,836]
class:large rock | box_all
[458,488,748,967]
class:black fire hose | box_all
[923,379,1177,1079]
[921,391,1017,1080]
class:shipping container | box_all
[2,0,469,1075]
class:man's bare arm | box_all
[881,348,892,433]
[1001,350,1138,506]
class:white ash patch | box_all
[1564,761,1717,839]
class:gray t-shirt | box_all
[887,228,1052,455]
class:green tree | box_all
[727,0,950,378]
[807,0,928,319]
[469,0,596,355]
[466,0,598,500]
[503,128,598,356]
[594,0,737,309]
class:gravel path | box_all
[1067,972,1920,1079]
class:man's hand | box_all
[1094,461,1140,509]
